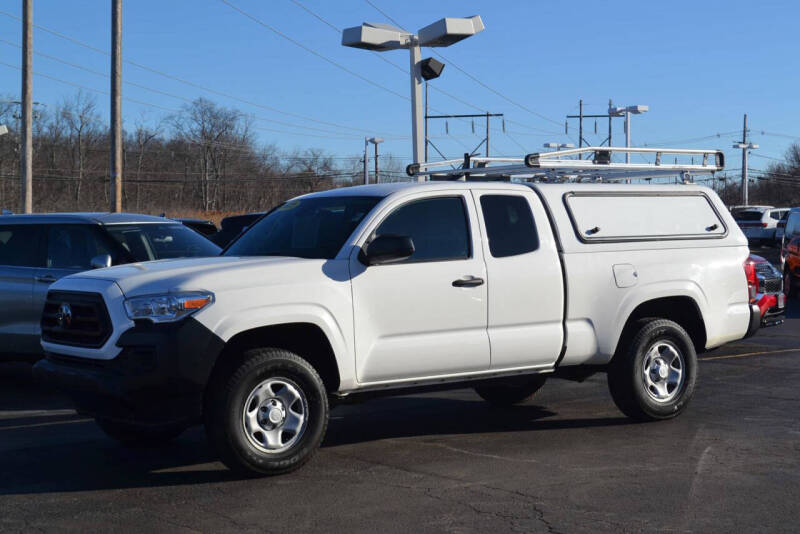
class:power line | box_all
[218,0,410,103]
[362,0,565,128]
[0,9,396,137]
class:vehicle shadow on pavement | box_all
[0,394,631,495]
[323,395,631,448]
[0,362,72,412]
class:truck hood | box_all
[65,256,328,297]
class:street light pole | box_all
[343,16,484,181]
[408,39,424,167]
[366,137,384,184]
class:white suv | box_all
[733,206,790,245]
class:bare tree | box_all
[59,91,101,204]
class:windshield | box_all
[224,196,381,259]
[106,223,221,261]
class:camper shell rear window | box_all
[564,191,727,243]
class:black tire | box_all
[204,348,328,476]
[95,418,186,447]
[607,319,697,421]
[474,375,547,406]
[786,268,798,298]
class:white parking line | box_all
[699,348,800,361]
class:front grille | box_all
[42,291,112,348]
[755,263,778,277]
[761,277,783,294]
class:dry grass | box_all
[157,210,245,226]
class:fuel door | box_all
[613,264,639,288]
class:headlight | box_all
[124,292,214,323]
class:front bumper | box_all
[33,317,224,425]
[755,292,786,327]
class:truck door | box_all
[471,190,564,369]
[349,192,490,383]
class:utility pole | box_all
[363,137,369,185]
[741,114,748,205]
[608,98,613,150]
[733,113,758,206]
[374,141,380,183]
[20,0,33,214]
[578,99,583,159]
[485,111,490,157]
[425,113,503,160]
[110,0,122,212]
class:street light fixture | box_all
[543,142,574,150]
[364,137,385,184]
[343,16,485,178]
[609,104,649,163]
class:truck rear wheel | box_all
[474,375,547,406]
[204,348,328,476]
[95,418,187,447]
[607,319,697,421]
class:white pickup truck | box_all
[35,182,760,475]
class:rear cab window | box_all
[479,195,539,258]
[564,192,726,242]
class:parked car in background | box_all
[781,208,800,297]
[211,212,266,247]
[775,210,790,244]
[744,254,785,325]
[733,206,789,246]
[0,213,221,361]
[175,217,218,238]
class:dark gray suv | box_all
[0,213,221,361]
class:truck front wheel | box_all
[607,319,697,421]
[204,348,329,476]
[474,375,547,406]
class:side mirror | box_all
[359,235,415,266]
[90,254,112,269]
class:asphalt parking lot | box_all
[1,248,798,533]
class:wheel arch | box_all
[612,295,708,359]
[205,321,345,405]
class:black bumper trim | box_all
[744,303,762,339]
[32,317,225,425]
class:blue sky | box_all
[1,0,798,174]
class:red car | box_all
[744,254,786,326]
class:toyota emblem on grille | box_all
[56,303,72,328]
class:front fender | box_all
[200,303,355,390]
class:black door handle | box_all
[34,275,56,284]
[452,277,484,288]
